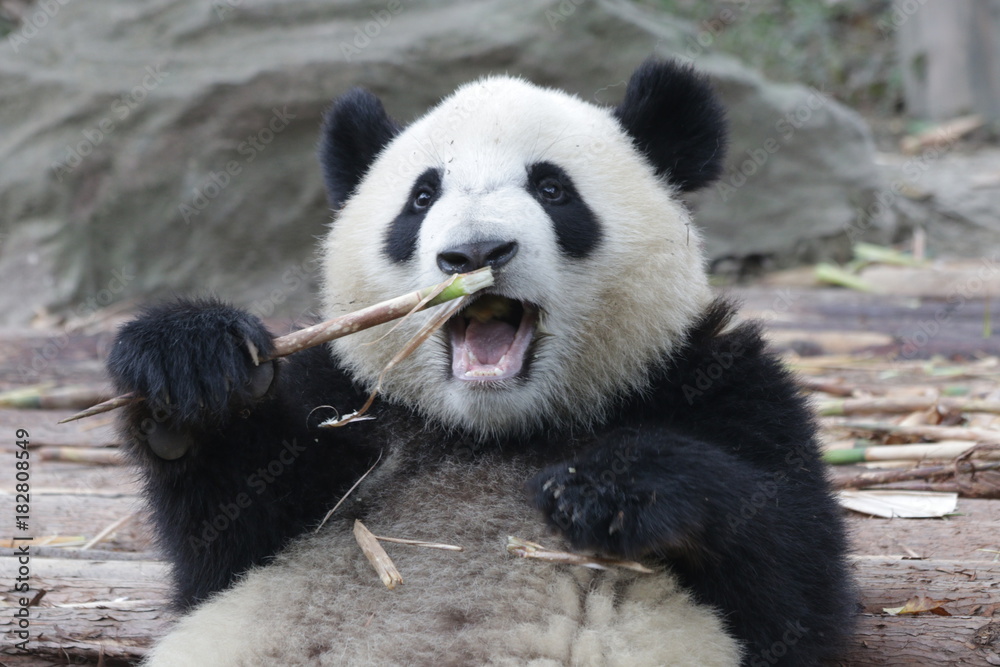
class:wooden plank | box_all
[20,494,149,553]
[0,557,171,663]
[0,408,118,450]
[851,556,1000,616]
[0,606,168,663]
[844,615,1000,665]
[848,498,1000,561]
[4,459,132,494]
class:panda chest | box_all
[275,457,738,666]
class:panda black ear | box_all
[613,59,728,192]
[319,88,401,209]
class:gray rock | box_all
[0,0,893,325]
[875,146,1000,258]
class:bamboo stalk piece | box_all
[354,519,403,589]
[58,268,494,424]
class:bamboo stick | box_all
[824,441,1000,465]
[59,268,494,424]
[818,397,1000,417]
[268,269,490,358]
[836,422,1000,443]
[0,383,113,409]
[38,447,122,465]
[80,513,137,550]
[354,519,403,589]
[372,535,463,552]
[833,460,1000,489]
[506,536,653,574]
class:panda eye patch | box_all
[384,167,442,263]
[526,161,602,259]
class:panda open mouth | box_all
[449,295,537,382]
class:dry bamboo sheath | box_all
[60,268,495,423]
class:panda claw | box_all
[609,510,625,536]
[245,338,260,366]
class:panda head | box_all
[318,59,727,438]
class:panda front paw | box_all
[529,438,703,559]
[107,299,276,430]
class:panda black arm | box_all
[530,300,854,665]
[107,299,375,608]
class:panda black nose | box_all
[436,240,519,274]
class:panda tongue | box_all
[465,319,517,365]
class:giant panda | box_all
[107,59,854,666]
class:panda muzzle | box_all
[449,296,537,381]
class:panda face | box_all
[319,62,726,436]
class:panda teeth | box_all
[465,368,504,378]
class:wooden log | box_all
[848,498,1000,560]
[844,615,1000,666]
[0,605,167,662]
[0,556,171,662]
[851,556,1000,616]
[0,408,118,449]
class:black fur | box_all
[614,59,728,192]
[108,298,853,664]
[384,167,441,263]
[318,87,400,209]
[527,161,603,258]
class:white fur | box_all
[321,76,711,438]
[145,452,740,666]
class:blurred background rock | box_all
[0,0,997,325]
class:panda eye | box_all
[411,186,436,211]
[537,177,566,204]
